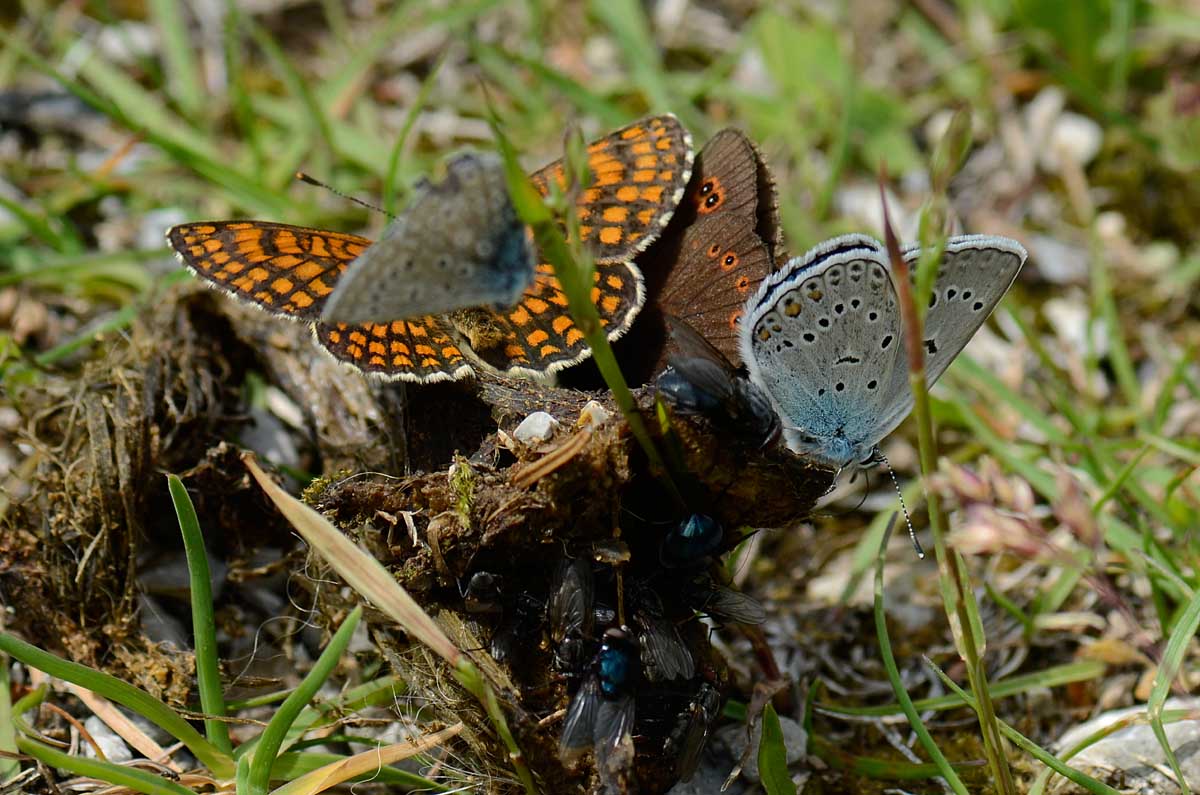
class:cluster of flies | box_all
[463,507,764,791]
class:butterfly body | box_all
[319,152,534,324]
[741,233,1027,468]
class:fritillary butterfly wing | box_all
[458,114,694,377]
[528,114,694,263]
[167,221,364,319]
[314,317,471,383]
[168,221,473,382]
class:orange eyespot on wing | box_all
[458,260,645,377]
[528,115,694,265]
[647,128,784,267]
[313,317,472,383]
[168,221,370,320]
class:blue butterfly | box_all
[740,233,1027,469]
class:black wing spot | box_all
[929,292,937,308]
[947,288,957,299]
[803,332,815,343]
[851,298,861,309]
[835,355,860,365]
[881,334,893,350]
[835,382,845,392]
[925,338,938,354]
[782,339,794,348]
[817,388,826,397]
[868,311,878,322]
[818,317,830,328]
[867,379,877,390]
[962,290,973,300]
[973,301,984,311]
[834,303,844,314]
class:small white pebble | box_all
[714,714,807,783]
[578,401,610,428]
[1027,234,1089,285]
[1095,210,1126,239]
[83,716,133,763]
[1024,86,1066,149]
[1042,112,1103,173]
[513,411,560,443]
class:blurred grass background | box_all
[2,0,1200,792]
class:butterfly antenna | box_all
[295,172,395,218]
[877,449,924,558]
[824,464,844,497]
[851,468,872,512]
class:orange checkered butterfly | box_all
[168,115,694,383]
[623,128,783,381]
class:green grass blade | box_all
[759,702,797,795]
[248,94,391,182]
[16,735,197,795]
[237,752,252,792]
[317,0,423,110]
[246,606,362,794]
[383,55,445,216]
[807,733,980,780]
[235,678,409,762]
[271,750,451,791]
[1091,443,1153,513]
[842,477,925,605]
[814,64,856,221]
[818,660,1106,718]
[1029,707,1199,795]
[0,248,166,290]
[874,516,968,794]
[5,31,287,216]
[1090,244,1140,409]
[507,50,629,126]
[244,19,334,174]
[1146,583,1200,795]
[1151,344,1197,432]
[0,633,234,778]
[221,3,264,168]
[930,662,1123,795]
[883,185,1015,794]
[1142,433,1200,468]
[0,195,77,252]
[952,356,1071,446]
[149,0,205,119]
[0,648,17,779]
[76,53,222,162]
[241,456,535,793]
[166,474,231,754]
[588,0,686,123]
